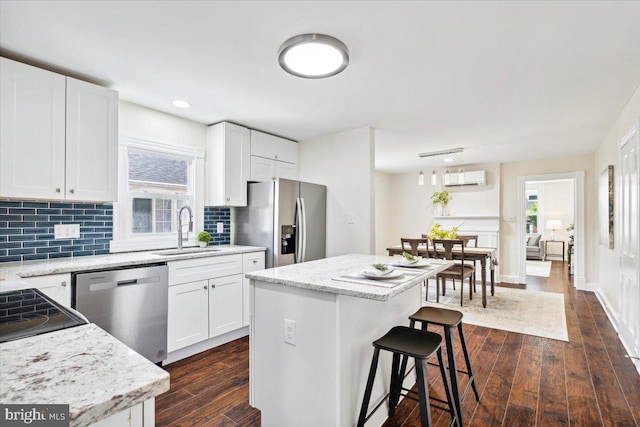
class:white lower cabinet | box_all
[209,274,243,337]
[167,253,262,354]
[24,273,72,307]
[167,280,209,353]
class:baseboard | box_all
[594,288,640,375]
[594,288,619,331]
[163,326,249,365]
[500,275,523,284]
[573,277,589,290]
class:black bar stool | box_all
[357,326,458,427]
[402,307,479,426]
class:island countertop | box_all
[0,323,170,427]
[245,253,452,301]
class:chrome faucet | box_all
[177,205,193,250]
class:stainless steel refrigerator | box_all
[234,179,326,268]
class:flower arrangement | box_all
[566,223,574,241]
[428,222,459,239]
[431,191,451,206]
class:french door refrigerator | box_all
[234,178,326,268]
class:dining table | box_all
[386,244,498,307]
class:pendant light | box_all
[418,171,424,186]
[431,170,437,186]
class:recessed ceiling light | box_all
[278,34,349,79]
[172,100,190,109]
[443,157,454,162]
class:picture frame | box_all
[598,165,614,249]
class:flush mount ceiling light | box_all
[172,100,191,109]
[278,34,349,79]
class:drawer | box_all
[243,251,265,273]
[168,254,242,285]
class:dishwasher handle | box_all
[118,279,138,286]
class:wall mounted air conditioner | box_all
[443,170,486,187]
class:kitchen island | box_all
[246,254,451,427]
[0,323,169,427]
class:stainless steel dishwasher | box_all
[73,264,168,363]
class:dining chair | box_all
[457,235,478,293]
[431,239,475,306]
[400,237,428,256]
[401,237,431,300]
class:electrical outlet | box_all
[284,319,296,345]
[216,222,224,233]
[54,224,80,239]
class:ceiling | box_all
[1,1,639,173]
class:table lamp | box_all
[546,219,562,240]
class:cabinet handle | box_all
[61,281,67,287]
[275,154,278,159]
[203,286,207,290]
[69,189,75,194]
[252,260,257,264]
[211,284,216,289]
[226,197,230,202]
[55,188,61,193]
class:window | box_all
[526,191,538,234]
[111,137,204,252]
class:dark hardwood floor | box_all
[156,261,640,426]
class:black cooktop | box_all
[0,288,88,343]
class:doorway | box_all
[517,172,585,286]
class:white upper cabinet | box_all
[65,77,118,201]
[249,130,298,182]
[1,57,66,199]
[206,122,250,207]
[0,57,118,201]
[250,130,298,163]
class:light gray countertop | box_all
[0,323,170,427]
[245,254,452,301]
[0,245,265,291]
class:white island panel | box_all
[249,254,450,427]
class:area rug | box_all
[422,283,568,342]
[526,260,552,277]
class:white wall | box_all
[374,172,393,255]
[433,162,501,217]
[381,163,500,250]
[501,154,596,281]
[119,100,207,149]
[298,127,375,256]
[594,84,640,318]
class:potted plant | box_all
[431,191,451,216]
[197,231,212,248]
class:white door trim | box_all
[517,172,585,287]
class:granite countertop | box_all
[0,245,265,290]
[245,254,452,301]
[0,323,170,427]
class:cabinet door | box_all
[250,130,298,164]
[168,280,209,352]
[66,77,118,201]
[24,273,72,307]
[209,274,243,337]
[206,122,250,207]
[242,252,265,327]
[250,156,276,182]
[0,57,66,199]
[224,123,250,206]
[276,161,298,181]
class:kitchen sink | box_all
[152,247,221,256]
